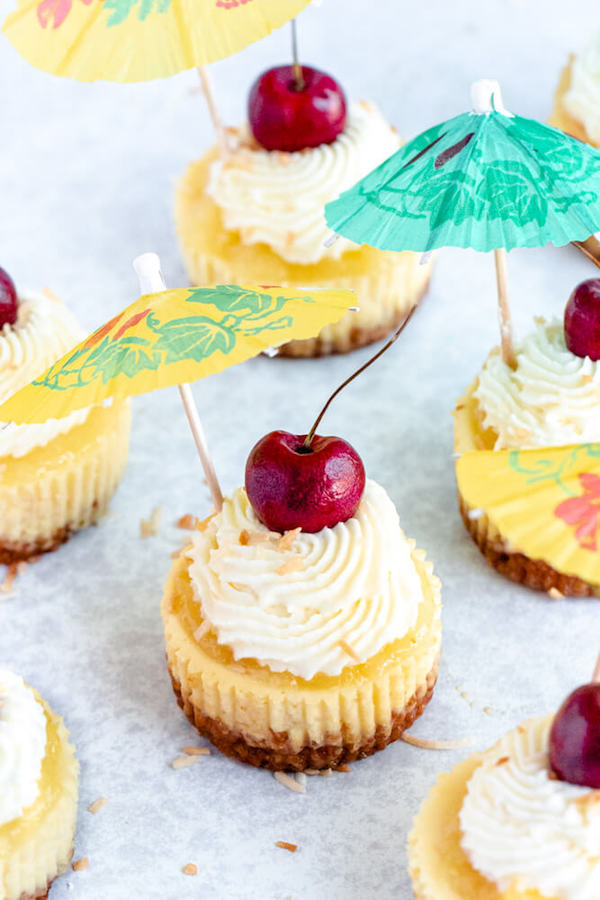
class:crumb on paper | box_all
[276,841,298,853]
[277,528,302,552]
[193,621,212,642]
[140,506,162,538]
[182,746,211,756]
[401,733,474,750]
[548,587,563,599]
[338,639,361,664]
[483,706,493,716]
[274,771,306,794]
[1,564,19,595]
[336,764,352,773]
[87,797,107,814]
[182,863,198,876]
[171,755,202,770]
[277,557,304,576]
[177,513,200,530]
[72,858,89,872]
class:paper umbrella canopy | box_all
[0,282,354,425]
[2,0,311,82]
[325,80,600,253]
[457,442,600,589]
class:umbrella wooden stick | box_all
[493,248,516,368]
[132,253,224,512]
[197,66,228,155]
[592,652,600,683]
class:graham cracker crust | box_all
[459,493,597,597]
[0,502,99,565]
[276,279,430,358]
[17,845,73,900]
[168,658,439,771]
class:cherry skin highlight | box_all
[0,267,18,328]
[245,430,365,534]
[248,65,347,152]
[549,683,600,788]
[564,278,600,360]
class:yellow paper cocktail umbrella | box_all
[0,254,354,507]
[2,0,311,82]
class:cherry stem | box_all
[592,652,600,684]
[303,305,418,449]
[291,20,304,91]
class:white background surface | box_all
[1,1,599,897]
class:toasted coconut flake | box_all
[401,733,474,750]
[193,621,212,642]
[171,755,202,770]
[548,587,564,599]
[338,639,362,664]
[182,746,211,756]
[245,530,276,545]
[582,374,594,385]
[177,514,200,530]
[277,557,304,576]
[278,527,302,552]
[239,529,250,545]
[140,506,162,538]
[87,797,107,814]
[319,768,333,777]
[495,756,509,767]
[42,286,63,303]
[183,863,198,876]
[303,769,321,776]
[336,764,352,773]
[72,858,89,872]
[1,564,19,595]
[274,771,306,794]
[276,841,298,852]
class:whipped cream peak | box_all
[565,37,600,144]
[0,669,47,826]
[0,290,90,458]
[207,101,401,265]
[187,479,426,679]
[460,716,600,899]
[474,317,600,449]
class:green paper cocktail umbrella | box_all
[325,80,600,366]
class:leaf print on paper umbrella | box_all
[103,0,171,27]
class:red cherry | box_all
[248,65,347,152]
[0,268,18,328]
[564,278,600,360]
[549,683,600,788]
[245,430,365,533]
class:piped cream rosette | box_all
[454,319,600,595]
[0,670,78,900]
[409,716,600,900]
[175,102,433,357]
[0,290,131,561]
[162,480,441,770]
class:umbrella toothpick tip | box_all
[133,253,165,294]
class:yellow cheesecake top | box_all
[186,479,425,679]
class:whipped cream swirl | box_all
[565,37,600,144]
[460,716,600,899]
[187,480,424,679]
[0,669,47,826]
[0,290,89,458]
[207,101,400,265]
[474,318,600,449]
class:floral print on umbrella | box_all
[555,473,600,552]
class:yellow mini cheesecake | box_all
[549,57,591,144]
[453,319,600,596]
[0,670,78,900]
[162,479,441,770]
[175,101,432,357]
[0,287,130,562]
[408,715,599,900]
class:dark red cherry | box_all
[549,683,600,787]
[248,65,347,152]
[564,278,600,360]
[0,268,18,328]
[245,430,365,534]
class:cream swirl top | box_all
[206,101,400,265]
[0,669,47,826]
[0,290,89,458]
[565,37,600,145]
[474,318,600,449]
[187,479,424,680]
[460,716,600,899]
